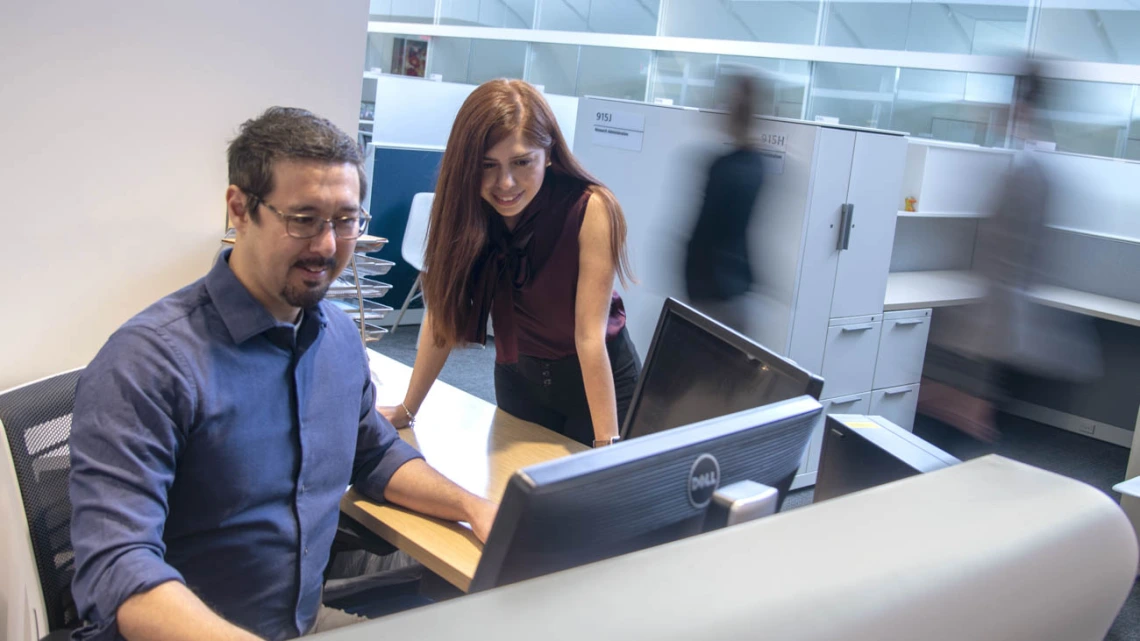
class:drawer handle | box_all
[840,324,874,333]
[883,388,913,397]
[893,319,925,327]
[830,395,862,406]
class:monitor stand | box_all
[703,481,779,531]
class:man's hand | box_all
[383,459,499,543]
[464,496,499,543]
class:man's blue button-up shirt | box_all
[69,250,422,640]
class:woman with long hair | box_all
[378,79,641,448]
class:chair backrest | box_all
[0,369,83,632]
[402,192,434,273]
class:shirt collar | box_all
[205,248,327,345]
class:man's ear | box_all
[226,185,251,232]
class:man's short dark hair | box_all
[228,107,367,221]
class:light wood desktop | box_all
[340,350,588,592]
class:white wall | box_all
[0,0,369,392]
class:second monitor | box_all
[621,298,824,440]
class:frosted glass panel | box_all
[527,43,579,96]
[823,2,1030,55]
[651,52,718,108]
[538,0,660,36]
[808,63,897,129]
[663,0,820,44]
[369,0,434,23]
[1036,4,1140,64]
[467,40,527,84]
[718,56,811,120]
[426,37,472,83]
[891,69,1014,146]
[1035,78,1134,159]
[574,46,649,100]
[441,0,535,28]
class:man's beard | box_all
[283,257,337,309]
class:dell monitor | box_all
[621,298,824,440]
[468,395,822,592]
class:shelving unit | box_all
[898,139,1013,220]
[890,139,1017,279]
[332,234,395,345]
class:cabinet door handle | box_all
[829,395,863,406]
[893,319,925,327]
[836,203,855,251]
[840,323,874,333]
[883,388,913,397]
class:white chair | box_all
[389,192,433,334]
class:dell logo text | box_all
[687,454,721,508]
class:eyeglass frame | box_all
[250,195,372,240]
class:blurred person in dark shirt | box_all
[684,72,768,336]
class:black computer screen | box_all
[622,299,823,440]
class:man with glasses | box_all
[68,107,496,641]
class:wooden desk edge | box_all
[341,489,476,592]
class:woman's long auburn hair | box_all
[422,79,633,347]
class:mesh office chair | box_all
[1,369,83,640]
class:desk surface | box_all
[340,350,588,592]
[884,270,986,311]
[1029,285,1140,328]
[884,270,1140,327]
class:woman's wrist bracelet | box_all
[400,402,416,425]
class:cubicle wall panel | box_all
[1035,150,1140,244]
[1040,228,1140,305]
[889,217,979,273]
[368,146,443,309]
[830,132,907,319]
[916,144,1013,215]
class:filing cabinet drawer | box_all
[873,309,932,390]
[870,383,921,432]
[820,315,882,399]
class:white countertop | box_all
[884,271,1140,328]
[884,271,987,311]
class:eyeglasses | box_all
[257,200,371,240]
